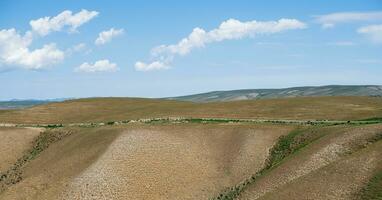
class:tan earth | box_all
[0,124,292,200]
[0,127,42,173]
[1,96,381,124]
[238,124,382,200]
[0,97,381,200]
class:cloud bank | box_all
[95,28,124,45]
[135,18,306,71]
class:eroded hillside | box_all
[0,124,293,199]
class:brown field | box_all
[0,96,381,124]
[0,97,381,200]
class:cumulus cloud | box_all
[30,9,98,36]
[0,29,64,69]
[0,9,99,71]
[75,59,118,73]
[357,24,382,43]
[136,18,306,71]
[152,18,306,56]
[314,11,382,28]
[95,28,124,45]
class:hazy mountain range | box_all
[1,85,382,109]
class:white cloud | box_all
[75,59,118,73]
[134,61,170,71]
[0,10,99,71]
[152,18,306,56]
[357,24,382,43]
[314,11,382,28]
[355,59,382,64]
[30,9,98,36]
[137,18,306,71]
[66,43,92,55]
[72,43,86,52]
[326,41,356,46]
[95,28,124,45]
[0,29,64,69]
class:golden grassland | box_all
[0,96,381,124]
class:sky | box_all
[0,0,382,100]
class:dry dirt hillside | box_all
[238,124,382,200]
[0,128,42,173]
[0,124,293,200]
[0,97,381,200]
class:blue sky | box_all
[0,0,381,100]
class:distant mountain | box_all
[168,85,382,102]
[0,98,72,110]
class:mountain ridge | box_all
[167,85,382,102]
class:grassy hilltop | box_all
[0,96,382,124]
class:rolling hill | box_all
[168,85,382,102]
[0,99,70,110]
[0,96,382,124]
[0,96,381,199]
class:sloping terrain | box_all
[169,85,382,102]
[0,124,292,200]
[257,141,382,200]
[0,127,42,173]
[0,127,122,200]
[0,96,381,124]
[236,124,382,200]
[0,99,69,110]
[0,97,381,200]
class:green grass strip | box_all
[357,170,382,200]
[210,127,325,200]
[0,129,73,192]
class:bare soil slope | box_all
[0,127,41,173]
[0,127,121,200]
[238,124,382,200]
[0,124,292,200]
[1,97,381,200]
